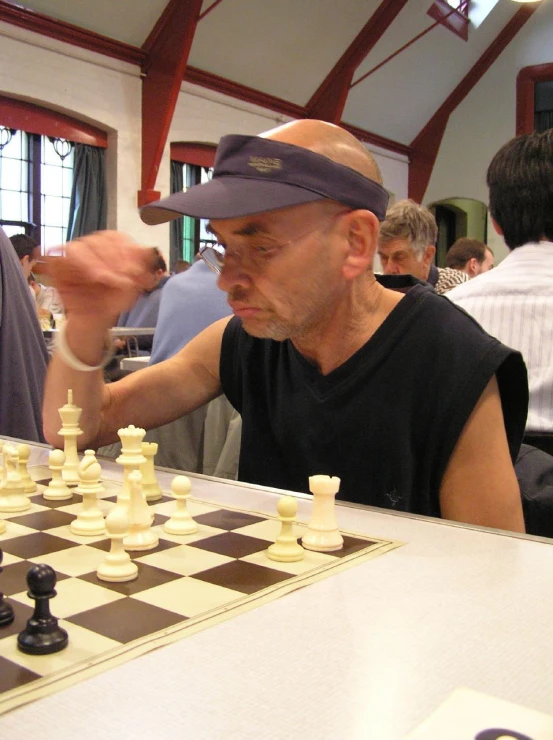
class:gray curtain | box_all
[66,144,107,240]
[170,160,184,270]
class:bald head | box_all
[260,119,383,185]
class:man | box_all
[115,247,169,355]
[445,238,494,278]
[378,199,469,295]
[447,128,553,436]
[9,233,40,280]
[42,119,527,532]
[0,227,48,442]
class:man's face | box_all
[212,203,351,342]
[377,238,432,281]
[477,248,494,274]
[20,246,40,279]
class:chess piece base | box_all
[267,542,304,562]
[164,519,198,536]
[17,619,68,655]
[0,497,31,513]
[302,531,344,552]
[97,561,138,583]
[0,599,15,627]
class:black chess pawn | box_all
[17,563,68,655]
[0,547,15,627]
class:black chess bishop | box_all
[17,563,68,655]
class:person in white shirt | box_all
[447,128,553,436]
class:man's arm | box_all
[439,375,525,533]
[42,231,229,448]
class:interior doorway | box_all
[428,198,487,267]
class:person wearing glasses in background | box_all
[42,119,528,533]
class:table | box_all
[119,355,150,371]
[1,440,552,739]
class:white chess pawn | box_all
[0,469,32,513]
[97,506,138,583]
[140,442,163,502]
[43,449,73,501]
[123,470,159,551]
[302,475,344,552]
[0,515,6,534]
[164,476,198,536]
[267,496,305,563]
[17,444,37,494]
[70,450,106,536]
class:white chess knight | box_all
[0,445,31,513]
[70,450,106,536]
[267,496,305,562]
[302,475,344,552]
[123,469,159,551]
[164,476,198,535]
[57,389,83,485]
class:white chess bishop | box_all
[70,450,106,536]
[302,475,344,552]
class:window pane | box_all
[0,189,26,221]
[0,157,23,191]
[42,194,64,226]
[42,225,65,249]
[41,164,63,196]
[1,129,26,159]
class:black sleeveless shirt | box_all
[220,284,527,517]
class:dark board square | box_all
[67,598,185,643]
[9,509,75,531]
[0,598,34,639]
[1,533,79,560]
[89,538,180,559]
[331,535,377,558]
[189,532,271,559]
[78,562,181,596]
[192,559,291,594]
[0,655,41,693]
[0,560,69,596]
[194,509,266,531]
[31,492,82,508]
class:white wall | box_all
[0,22,408,265]
[424,0,553,264]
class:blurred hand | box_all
[44,231,153,327]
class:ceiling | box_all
[0,0,546,150]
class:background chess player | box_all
[42,119,527,533]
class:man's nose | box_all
[217,253,252,292]
[383,261,400,275]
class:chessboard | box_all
[0,461,401,716]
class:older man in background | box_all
[378,199,469,295]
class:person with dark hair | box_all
[448,128,553,435]
[445,238,494,277]
[114,246,169,354]
[42,119,528,533]
[9,233,40,280]
[172,259,191,274]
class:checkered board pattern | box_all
[0,464,400,715]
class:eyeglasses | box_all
[199,210,351,275]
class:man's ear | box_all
[423,245,436,268]
[342,210,379,280]
[491,217,503,236]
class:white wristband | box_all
[55,322,114,372]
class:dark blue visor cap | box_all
[140,134,389,225]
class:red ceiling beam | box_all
[305,0,409,123]
[408,4,538,204]
[138,0,203,207]
[0,0,144,65]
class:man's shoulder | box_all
[435,266,469,295]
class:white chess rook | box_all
[267,496,305,562]
[116,426,147,506]
[97,506,138,582]
[71,450,106,536]
[58,390,83,485]
[123,469,159,551]
[44,449,73,501]
[164,476,198,535]
[140,442,163,502]
[302,475,344,552]
[17,444,37,494]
